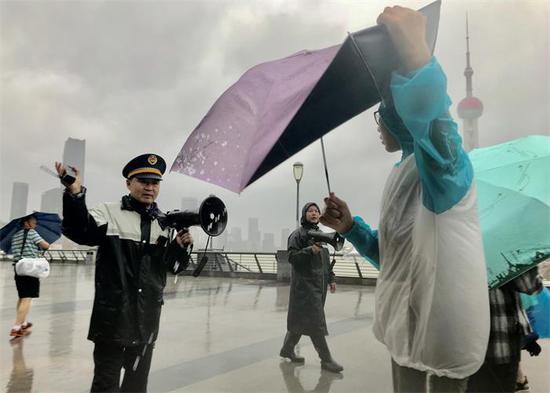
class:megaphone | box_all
[307,230,345,251]
[158,195,228,237]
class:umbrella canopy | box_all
[0,212,62,253]
[172,1,441,193]
[470,135,550,288]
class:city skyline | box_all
[2,1,548,247]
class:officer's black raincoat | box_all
[62,192,190,346]
[287,203,335,336]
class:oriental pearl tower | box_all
[457,16,483,152]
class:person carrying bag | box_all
[14,229,50,279]
[10,215,50,337]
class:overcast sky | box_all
[1,0,548,248]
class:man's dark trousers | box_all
[91,342,154,392]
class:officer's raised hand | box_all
[55,161,81,194]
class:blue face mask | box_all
[378,103,414,159]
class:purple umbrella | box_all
[172,1,441,193]
[172,46,339,193]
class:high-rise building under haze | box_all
[10,182,29,219]
[41,187,63,216]
[280,228,291,250]
[213,229,228,250]
[262,233,276,252]
[248,217,261,251]
[63,138,86,183]
[228,227,243,251]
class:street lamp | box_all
[293,162,304,228]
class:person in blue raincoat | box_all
[321,6,490,393]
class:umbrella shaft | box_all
[320,138,332,194]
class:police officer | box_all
[55,154,193,392]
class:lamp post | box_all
[293,162,304,228]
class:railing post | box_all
[354,261,363,279]
[225,253,234,272]
[275,250,291,281]
[215,254,223,271]
[253,253,263,273]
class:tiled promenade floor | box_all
[1,263,548,392]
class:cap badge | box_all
[148,155,158,165]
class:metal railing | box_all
[0,248,377,279]
[2,248,549,286]
[186,251,378,279]
[331,254,379,279]
[43,249,95,264]
[0,249,95,264]
[187,251,278,274]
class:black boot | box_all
[311,333,343,373]
[280,332,305,363]
[321,360,344,373]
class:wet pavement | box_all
[1,263,549,392]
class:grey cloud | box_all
[1,1,225,93]
[218,7,345,75]
[1,0,549,247]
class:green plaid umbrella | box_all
[470,135,550,288]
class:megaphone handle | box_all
[192,255,208,277]
[192,235,211,277]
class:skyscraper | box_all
[280,228,291,250]
[262,233,276,252]
[457,16,483,152]
[248,217,261,251]
[10,182,29,219]
[228,227,243,251]
[213,228,228,250]
[41,187,63,216]
[63,138,86,183]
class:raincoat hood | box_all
[378,102,414,159]
[301,202,320,230]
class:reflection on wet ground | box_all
[1,263,548,392]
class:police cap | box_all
[122,154,166,180]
